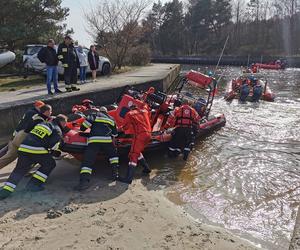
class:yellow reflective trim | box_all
[63,64,68,68]
[82,122,91,129]
[18,148,48,154]
[110,160,119,164]
[80,170,92,174]
[52,142,60,150]
[33,174,46,183]
[58,55,63,59]
[88,139,112,143]
[30,125,51,139]
[95,119,114,126]
[3,185,14,192]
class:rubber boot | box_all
[183,149,190,161]
[74,174,91,191]
[0,188,12,200]
[168,149,176,158]
[139,158,151,174]
[111,165,120,181]
[119,165,135,184]
[26,178,45,192]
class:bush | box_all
[127,44,151,66]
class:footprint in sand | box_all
[46,209,62,219]
[97,208,107,216]
[134,216,144,223]
[96,236,107,244]
[164,235,173,242]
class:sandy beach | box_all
[0,156,259,250]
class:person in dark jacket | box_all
[37,39,62,95]
[0,101,52,170]
[88,45,99,82]
[75,107,119,191]
[0,115,67,200]
[57,36,80,92]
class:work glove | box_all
[51,150,62,158]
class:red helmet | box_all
[82,99,94,105]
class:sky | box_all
[61,0,171,47]
[61,0,92,47]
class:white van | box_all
[23,44,111,76]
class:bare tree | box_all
[85,0,151,70]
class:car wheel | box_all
[102,63,111,76]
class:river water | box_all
[149,66,300,249]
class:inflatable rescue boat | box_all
[253,62,285,70]
[61,71,226,161]
[0,51,15,68]
[224,73,275,102]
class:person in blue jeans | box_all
[77,46,88,84]
[37,39,62,95]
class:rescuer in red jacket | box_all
[119,105,152,184]
[166,100,200,161]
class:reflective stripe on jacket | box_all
[80,112,118,144]
[18,122,63,154]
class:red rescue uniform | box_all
[166,104,200,160]
[123,107,152,166]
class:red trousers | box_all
[129,132,151,166]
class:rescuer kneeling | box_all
[75,107,120,191]
[0,115,67,200]
[119,105,152,184]
[166,99,200,161]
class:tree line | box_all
[86,0,300,69]
[0,0,72,50]
[142,0,300,56]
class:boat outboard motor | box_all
[239,80,250,102]
[252,81,263,102]
[194,98,207,117]
[146,92,164,105]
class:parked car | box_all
[23,44,111,76]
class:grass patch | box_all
[0,75,44,92]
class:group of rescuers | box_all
[0,88,204,200]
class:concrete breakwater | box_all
[0,64,180,136]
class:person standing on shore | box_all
[77,46,88,84]
[37,39,62,95]
[88,45,99,83]
[57,36,80,92]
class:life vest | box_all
[174,105,199,128]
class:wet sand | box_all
[0,156,260,250]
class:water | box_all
[150,66,300,249]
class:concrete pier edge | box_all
[0,64,180,136]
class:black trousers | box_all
[5,152,56,191]
[64,65,77,87]
[80,143,119,180]
[168,127,193,156]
